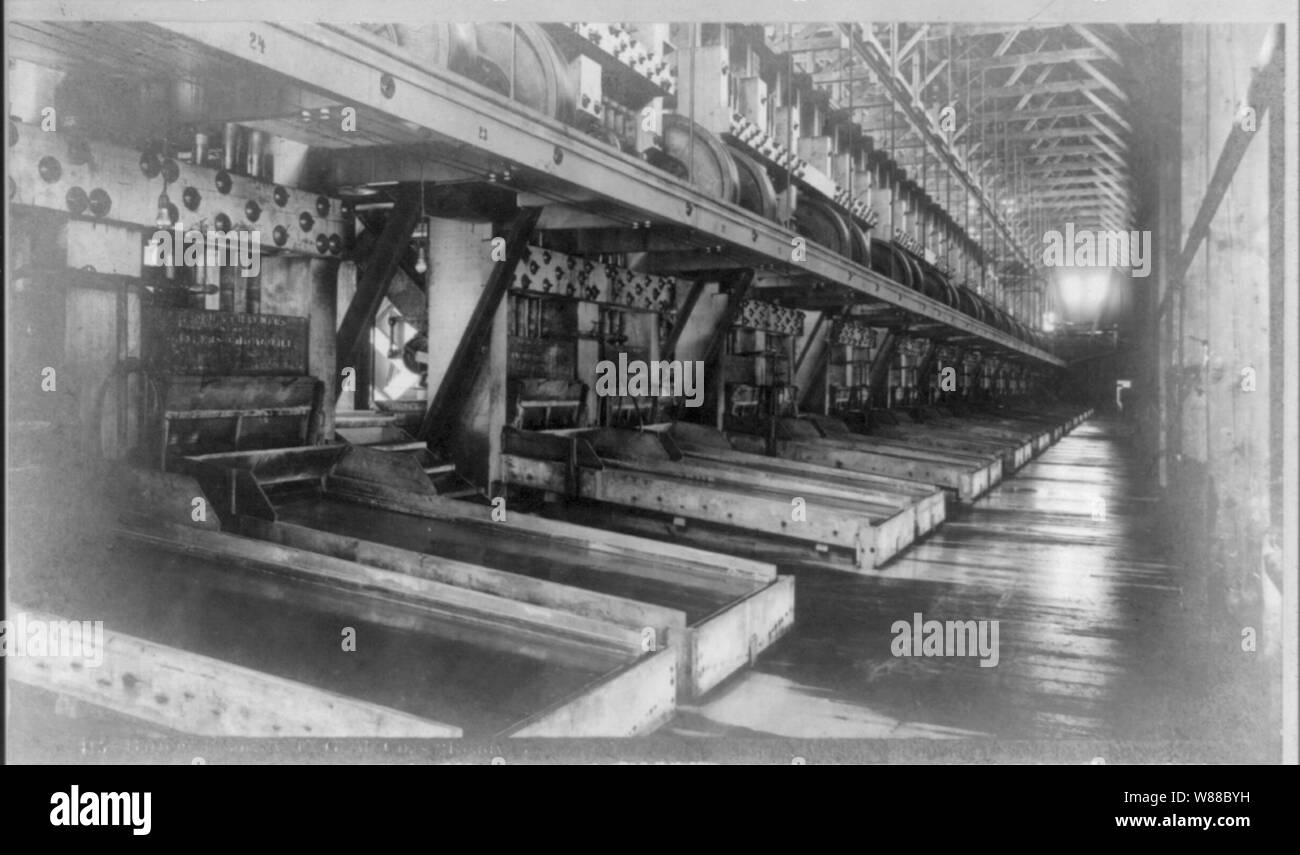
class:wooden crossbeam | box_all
[992,28,1022,58]
[1075,59,1130,103]
[898,25,929,63]
[972,104,1119,123]
[1085,113,1131,151]
[998,125,1112,141]
[983,79,1106,99]
[968,47,1107,71]
[953,24,1066,38]
[1069,24,1122,64]
[1082,88,1133,133]
[1002,36,1053,88]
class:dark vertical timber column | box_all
[1172,26,1213,618]
[1146,29,1182,488]
[1205,27,1275,634]
[1175,24,1281,645]
[866,331,899,409]
[418,207,541,489]
[309,258,339,441]
[700,270,754,432]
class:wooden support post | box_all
[353,327,373,411]
[417,206,541,447]
[915,340,940,401]
[866,331,900,408]
[661,279,707,360]
[701,271,756,429]
[308,258,339,440]
[335,186,421,398]
[1159,25,1282,321]
[793,311,831,414]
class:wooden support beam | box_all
[983,79,1106,99]
[537,227,705,255]
[1082,87,1134,133]
[898,25,929,64]
[972,104,1107,124]
[1069,24,1122,64]
[702,271,756,369]
[993,28,1023,58]
[417,206,541,445]
[1074,59,1130,103]
[662,279,708,361]
[1161,25,1283,316]
[922,59,949,93]
[867,331,900,404]
[335,185,421,397]
[969,47,1107,71]
[1002,39,1051,88]
[998,126,1114,142]
[702,271,755,428]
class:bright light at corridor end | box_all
[1054,269,1113,319]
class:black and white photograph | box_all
[3,0,1297,777]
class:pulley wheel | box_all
[848,223,872,267]
[660,113,740,204]
[793,195,853,257]
[955,287,979,319]
[464,23,575,122]
[919,266,949,303]
[730,148,778,220]
[870,237,900,281]
[899,251,926,294]
[585,124,625,151]
[353,23,473,72]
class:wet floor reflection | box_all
[670,420,1208,745]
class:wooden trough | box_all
[650,421,947,539]
[173,445,794,703]
[49,497,680,738]
[727,417,1004,503]
[828,411,1037,473]
[8,607,466,738]
[502,424,926,571]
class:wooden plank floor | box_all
[664,418,1240,747]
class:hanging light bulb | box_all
[156,190,173,228]
[413,165,428,275]
[414,236,428,275]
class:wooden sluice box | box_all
[501,424,943,572]
[650,421,947,540]
[64,466,676,737]
[171,444,793,709]
[934,403,1095,451]
[824,410,1039,473]
[725,417,1004,503]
